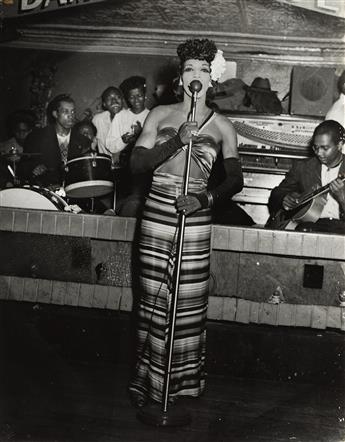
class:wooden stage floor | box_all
[0,304,344,442]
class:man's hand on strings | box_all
[176,194,201,216]
[330,178,345,205]
[282,192,301,211]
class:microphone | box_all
[188,80,202,122]
[187,80,201,124]
[188,80,202,94]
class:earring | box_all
[179,77,183,86]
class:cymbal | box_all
[0,152,42,161]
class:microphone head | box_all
[189,80,202,93]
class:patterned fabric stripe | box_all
[129,177,211,403]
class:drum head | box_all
[0,187,67,211]
[65,180,113,198]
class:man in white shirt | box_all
[268,120,345,233]
[92,87,124,155]
[325,70,345,129]
[105,76,150,156]
[105,76,151,217]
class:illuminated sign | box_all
[276,0,345,18]
[2,0,106,18]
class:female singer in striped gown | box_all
[129,39,243,407]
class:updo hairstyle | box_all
[177,39,217,70]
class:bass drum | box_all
[0,186,68,211]
[64,154,114,198]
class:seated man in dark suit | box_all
[267,120,345,234]
[19,94,89,188]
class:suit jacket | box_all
[19,125,91,187]
[19,125,63,186]
[268,155,345,220]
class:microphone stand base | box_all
[137,403,191,427]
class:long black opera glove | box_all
[195,157,244,208]
[130,135,184,174]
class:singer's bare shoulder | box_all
[138,105,174,130]
[146,103,183,120]
[135,103,183,148]
[213,112,238,158]
[147,103,186,130]
[213,112,236,132]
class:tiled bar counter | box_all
[0,207,344,331]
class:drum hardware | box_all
[63,158,69,174]
[91,152,97,168]
[1,149,42,186]
[0,150,42,161]
[110,157,121,170]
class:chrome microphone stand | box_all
[138,80,202,427]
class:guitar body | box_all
[292,194,327,224]
[266,172,344,230]
[266,195,328,230]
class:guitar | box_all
[266,174,345,230]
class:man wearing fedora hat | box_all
[243,77,282,114]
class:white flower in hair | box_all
[210,49,226,82]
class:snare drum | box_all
[64,154,113,198]
[0,186,67,211]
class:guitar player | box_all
[267,120,345,234]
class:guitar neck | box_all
[298,175,345,207]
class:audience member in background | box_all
[120,76,150,144]
[0,110,36,155]
[19,94,89,188]
[105,76,151,217]
[325,70,345,129]
[106,76,150,159]
[68,120,98,159]
[242,77,282,114]
[92,87,124,156]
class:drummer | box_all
[0,109,36,155]
[19,94,89,189]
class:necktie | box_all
[59,140,68,163]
